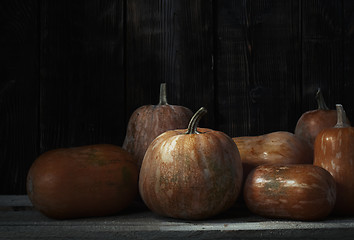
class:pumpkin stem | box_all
[315,88,329,110]
[186,107,207,134]
[334,104,350,128]
[158,83,168,105]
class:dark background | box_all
[1,0,354,194]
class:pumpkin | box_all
[123,83,193,168]
[139,107,243,220]
[233,131,313,181]
[27,144,138,219]
[314,104,354,215]
[295,88,350,149]
[244,164,336,221]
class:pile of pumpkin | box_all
[27,84,354,221]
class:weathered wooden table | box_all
[1,195,354,239]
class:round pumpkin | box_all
[139,107,243,220]
[295,88,350,149]
[123,83,193,168]
[314,104,354,215]
[244,164,336,221]
[27,144,138,219]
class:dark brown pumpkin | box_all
[244,164,336,221]
[139,107,243,220]
[27,144,138,219]
[123,83,193,168]
[295,88,350,149]
[314,104,354,215]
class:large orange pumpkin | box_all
[314,104,354,215]
[139,107,243,220]
[27,144,138,219]
[123,83,193,168]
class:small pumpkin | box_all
[123,83,193,168]
[244,164,336,221]
[233,131,313,181]
[295,88,350,149]
[139,107,243,220]
[27,144,138,219]
[314,104,354,215]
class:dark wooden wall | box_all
[1,0,354,194]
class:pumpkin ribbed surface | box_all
[139,127,243,220]
[314,127,354,214]
[314,104,354,215]
[123,104,193,168]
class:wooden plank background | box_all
[1,0,354,194]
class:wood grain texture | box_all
[217,0,301,138]
[126,0,214,128]
[0,0,39,194]
[2,196,354,240]
[249,0,301,134]
[342,0,354,120]
[2,1,354,194]
[301,0,345,118]
[216,0,250,137]
[40,0,125,153]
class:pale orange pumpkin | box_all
[314,104,354,215]
[139,107,243,220]
[244,164,336,220]
[233,131,313,181]
[123,83,193,168]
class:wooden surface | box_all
[0,0,39,194]
[2,0,354,194]
[40,0,126,151]
[126,0,215,127]
[1,195,354,240]
[216,0,301,136]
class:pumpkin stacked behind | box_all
[123,83,193,168]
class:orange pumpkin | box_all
[139,107,243,220]
[123,83,193,168]
[233,131,313,181]
[295,88,350,149]
[314,104,354,215]
[27,144,138,219]
[244,164,336,220]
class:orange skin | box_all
[27,144,138,219]
[244,164,336,221]
[314,127,354,215]
[123,104,193,168]
[233,131,313,181]
[295,109,339,149]
[139,127,243,220]
[295,89,350,150]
